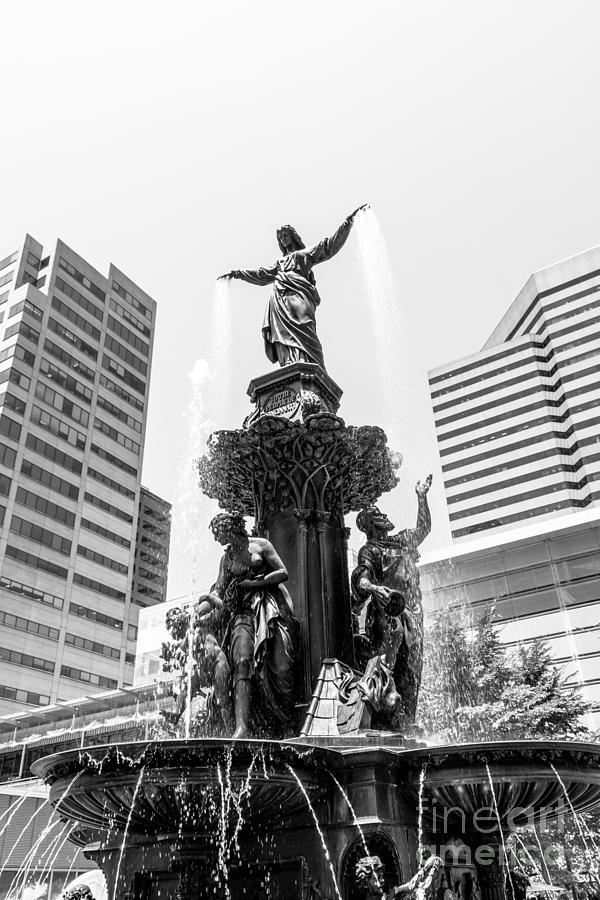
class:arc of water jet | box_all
[112,767,145,900]
[37,823,76,887]
[216,760,232,900]
[330,772,387,894]
[61,840,84,891]
[330,774,371,860]
[512,833,548,885]
[230,753,257,854]
[285,764,343,900]
[0,800,52,879]
[3,817,62,898]
[550,763,594,863]
[531,825,553,885]
[0,793,34,843]
[13,821,72,900]
[417,764,427,861]
[484,761,517,900]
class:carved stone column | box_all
[198,367,399,701]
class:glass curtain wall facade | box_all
[419,510,600,727]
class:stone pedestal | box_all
[246,361,343,424]
[198,367,400,702]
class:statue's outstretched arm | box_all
[220,265,277,286]
[412,475,433,546]
[305,205,368,267]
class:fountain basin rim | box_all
[30,736,600,783]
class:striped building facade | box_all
[429,245,600,542]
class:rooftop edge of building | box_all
[428,242,600,380]
[419,505,600,568]
[482,242,600,351]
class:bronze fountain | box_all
[32,209,600,900]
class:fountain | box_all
[29,209,600,899]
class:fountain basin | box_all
[31,738,326,839]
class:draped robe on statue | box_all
[233,219,353,369]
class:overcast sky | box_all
[3,1,600,599]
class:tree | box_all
[418,604,591,743]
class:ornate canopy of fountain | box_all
[198,362,400,698]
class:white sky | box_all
[3,1,600,599]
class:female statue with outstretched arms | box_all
[219,205,368,370]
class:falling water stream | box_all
[286,764,343,900]
[511,833,548,886]
[4,818,62,899]
[550,763,594,862]
[484,762,516,900]
[0,793,34,844]
[330,774,370,855]
[112,767,145,900]
[0,802,52,881]
[417,764,427,860]
[531,825,553,884]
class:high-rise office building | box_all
[429,245,600,542]
[0,233,167,714]
[421,244,600,727]
[132,485,171,607]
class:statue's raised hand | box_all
[346,203,370,225]
[218,270,239,281]
[415,474,433,497]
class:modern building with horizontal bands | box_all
[429,244,600,542]
[0,233,170,714]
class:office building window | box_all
[96,395,141,432]
[60,665,117,689]
[112,280,151,319]
[77,544,128,575]
[55,275,103,321]
[0,343,36,367]
[72,572,125,602]
[51,296,101,341]
[30,404,86,450]
[0,574,63,609]
[5,544,68,578]
[44,338,95,381]
[58,257,106,301]
[0,367,31,392]
[101,354,145,394]
[35,382,90,426]
[84,491,133,523]
[90,443,137,477]
[9,514,72,555]
[15,486,76,527]
[20,458,79,499]
[69,602,123,630]
[107,315,149,357]
[80,517,130,548]
[48,317,98,360]
[0,646,54,673]
[94,417,140,454]
[98,373,144,412]
[109,297,151,337]
[39,357,92,403]
[65,633,120,659]
[0,610,60,641]
[0,684,49,706]
[0,414,22,442]
[105,335,147,375]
